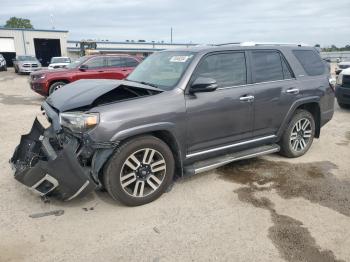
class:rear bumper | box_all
[10,119,97,200]
[335,85,350,105]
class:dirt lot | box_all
[0,68,349,262]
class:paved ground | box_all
[0,68,349,262]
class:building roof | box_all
[0,27,68,33]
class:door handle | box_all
[98,70,104,72]
[122,69,128,72]
[286,88,299,94]
[239,95,255,102]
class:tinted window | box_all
[252,51,284,83]
[195,52,247,88]
[107,57,123,67]
[84,57,105,69]
[293,50,325,76]
[281,57,293,79]
[124,57,139,67]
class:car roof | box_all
[163,43,317,54]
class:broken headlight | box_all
[59,112,99,133]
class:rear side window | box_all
[84,57,105,69]
[124,57,139,67]
[195,52,247,88]
[251,51,284,83]
[292,50,325,76]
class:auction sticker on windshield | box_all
[170,56,192,62]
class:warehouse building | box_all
[0,27,68,66]
[0,27,196,67]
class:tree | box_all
[4,17,33,29]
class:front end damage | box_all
[10,104,117,201]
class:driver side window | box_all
[195,52,247,88]
[83,57,105,69]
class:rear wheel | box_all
[279,109,315,158]
[103,135,175,206]
[49,81,66,95]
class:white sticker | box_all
[170,56,191,62]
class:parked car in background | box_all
[335,61,350,75]
[48,57,71,70]
[12,43,334,206]
[30,54,142,96]
[13,55,42,74]
[0,54,7,71]
[336,67,350,108]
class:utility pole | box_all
[170,27,173,44]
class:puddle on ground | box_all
[218,159,350,217]
[218,159,349,262]
[0,93,43,106]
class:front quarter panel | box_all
[88,88,187,157]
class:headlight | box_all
[59,112,99,133]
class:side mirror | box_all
[79,64,88,71]
[190,77,218,93]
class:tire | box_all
[4,66,7,71]
[279,109,315,158]
[49,81,66,95]
[14,66,18,73]
[103,135,175,206]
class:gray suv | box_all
[11,43,334,206]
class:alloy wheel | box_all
[120,148,167,197]
[289,118,312,152]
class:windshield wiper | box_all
[127,79,159,89]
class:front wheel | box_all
[49,81,66,95]
[279,109,315,158]
[103,136,175,206]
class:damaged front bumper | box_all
[10,117,113,201]
[10,118,96,200]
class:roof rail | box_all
[214,42,310,47]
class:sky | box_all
[0,0,349,46]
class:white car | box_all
[48,57,71,70]
[335,61,350,75]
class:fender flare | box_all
[276,96,320,139]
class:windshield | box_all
[127,51,195,90]
[66,57,89,69]
[51,57,71,64]
[18,56,37,61]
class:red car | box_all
[30,54,142,96]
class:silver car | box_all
[0,54,7,71]
[13,55,42,74]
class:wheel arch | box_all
[97,126,184,184]
[277,97,321,139]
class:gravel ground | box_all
[0,68,349,262]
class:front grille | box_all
[339,65,350,69]
[23,64,30,68]
[31,64,38,68]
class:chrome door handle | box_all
[286,88,299,94]
[239,95,255,102]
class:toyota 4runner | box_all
[10,43,334,206]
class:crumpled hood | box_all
[46,79,162,112]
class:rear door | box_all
[185,51,254,154]
[248,50,298,137]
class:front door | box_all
[185,51,254,155]
[72,56,106,81]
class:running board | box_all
[184,144,280,176]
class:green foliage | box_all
[4,17,33,29]
[322,44,350,52]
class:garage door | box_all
[0,37,15,52]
